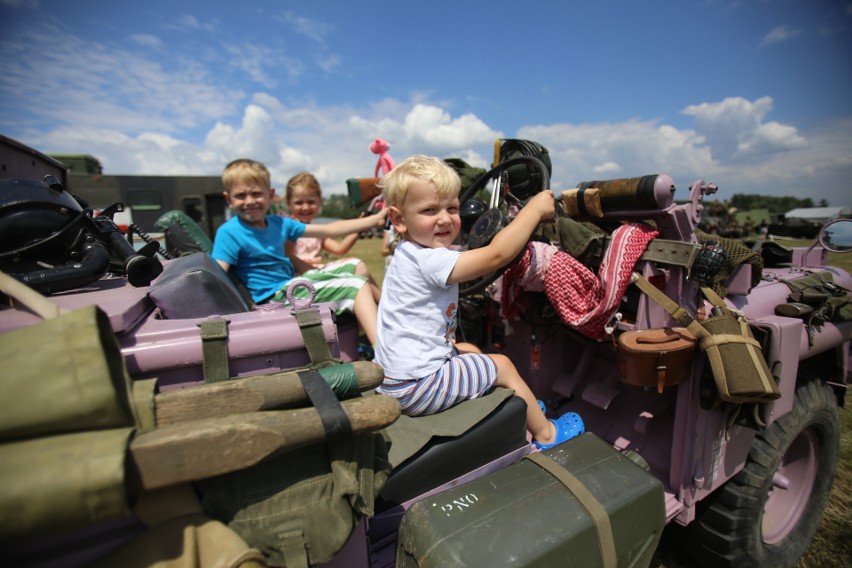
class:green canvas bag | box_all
[697,285,780,404]
[0,302,140,441]
[0,428,134,539]
[633,273,780,405]
[0,272,151,539]
[197,431,391,568]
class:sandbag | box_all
[197,432,391,567]
[88,514,268,568]
[0,428,134,539]
[0,304,138,441]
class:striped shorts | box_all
[271,258,367,313]
[379,353,498,416]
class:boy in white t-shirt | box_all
[374,155,583,449]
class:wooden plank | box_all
[129,395,400,490]
[154,361,385,425]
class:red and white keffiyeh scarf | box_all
[543,222,658,339]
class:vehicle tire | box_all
[686,378,840,568]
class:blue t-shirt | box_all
[211,215,306,302]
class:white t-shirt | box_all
[374,240,462,380]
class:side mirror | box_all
[819,219,852,253]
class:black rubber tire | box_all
[686,379,840,568]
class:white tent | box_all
[784,207,852,223]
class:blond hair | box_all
[378,155,460,208]
[285,171,322,202]
[221,158,271,193]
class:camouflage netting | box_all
[696,230,763,297]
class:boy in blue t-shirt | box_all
[212,158,386,345]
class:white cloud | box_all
[169,14,217,34]
[681,96,805,162]
[1,18,848,207]
[130,34,163,49]
[403,104,502,149]
[277,11,332,44]
[0,24,244,134]
[225,43,300,87]
[760,25,802,46]
[519,119,716,193]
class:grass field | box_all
[346,236,851,568]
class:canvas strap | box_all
[198,318,230,383]
[590,237,699,268]
[525,451,617,568]
[0,271,69,319]
[298,369,353,439]
[279,530,309,568]
[631,273,709,340]
[641,238,700,268]
[293,306,340,369]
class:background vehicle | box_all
[1,136,849,567]
[47,151,228,238]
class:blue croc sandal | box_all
[534,412,584,450]
[537,399,547,414]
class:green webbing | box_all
[641,238,700,268]
[318,363,360,398]
[525,451,617,568]
[198,319,230,383]
[293,307,340,369]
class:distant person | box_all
[381,223,397,269]
[284,171,381,302]
[374,155,583,449]
[211,159,386,345]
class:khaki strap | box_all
[280,530,309,568]
[130,377,158,431]
[632,273,708,339]
[641,238,700,268]
[293,306,339,369]
[525,451,617,568]
[198,318,230,383]
[698,334,762,349]
[0,271,69,319]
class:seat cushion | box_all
[147,253,250,319]
[377,393,528,510]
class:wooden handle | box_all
[154,361,385,425]
[129,395,400,490]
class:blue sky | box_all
[1,0,851,206]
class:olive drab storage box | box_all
[395,433,665,568]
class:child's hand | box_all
[526,190,555,220]
[371,208,389,227]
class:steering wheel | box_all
[459,156,551,296]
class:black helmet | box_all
[0,177,88,270]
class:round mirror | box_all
[819,218,852,253]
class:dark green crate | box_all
[396,433,665,568]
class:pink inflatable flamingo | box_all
[370,138,396,178]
